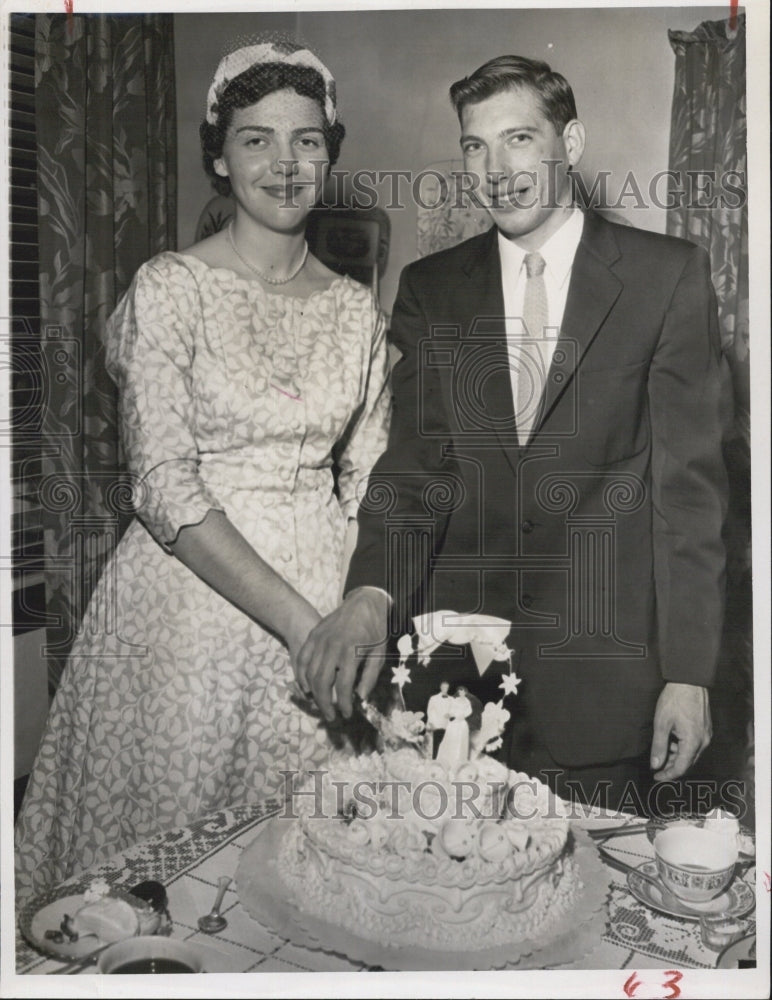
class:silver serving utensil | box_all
[197,876,231,934]
[586,823,648,841]
[289,683,376,733]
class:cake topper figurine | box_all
[361,612,518,759]
[426,680,453,756]
[435,686,474,768]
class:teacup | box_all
[97,935,203,974]
[653,825,737,903]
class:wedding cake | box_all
[276,747,579,951]
[265,614,583,954]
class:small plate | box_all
[20,885,166,962]
[716,933,756,969]
[627,861,755,922]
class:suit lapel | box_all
[534,212,623,436]
[450,213,623,464]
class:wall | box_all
[175,6,720,315]
[14,630,50,778]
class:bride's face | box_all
[214,88,329,232]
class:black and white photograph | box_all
[1,1,769,996]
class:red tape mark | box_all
[729,0,739,31]
[271,383,302,401]
[64,0,74,34]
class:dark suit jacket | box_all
[347,211,727,767]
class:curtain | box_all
[667,14,748,425]
[36,13,176,692]
[667,14,752,816]
[416,160,491,258]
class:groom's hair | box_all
[449,55,578,135]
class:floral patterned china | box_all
[627,861,754,922]
[653,826,737,903]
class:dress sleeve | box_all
[335,294,391,519]
[103,256,225,551]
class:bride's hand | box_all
[286,603,322,692]
[298,588,390,723]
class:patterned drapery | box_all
[416,161,491,259]
[667,14,752,816]
[667,14,748,425]
[36,13,176,691]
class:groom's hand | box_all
[650,682,712,782]
[298,588,391,722]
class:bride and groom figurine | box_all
[427,683,478,766]
[426,681,512,766]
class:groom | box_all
[298,55,727,811]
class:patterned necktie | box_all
[516,251,549,445]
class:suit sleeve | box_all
[344,264,456,629]
[649,244,728,686]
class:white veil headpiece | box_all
[205,39,337,126]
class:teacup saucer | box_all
[627,861,754,921]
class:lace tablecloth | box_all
[15,803,756,975]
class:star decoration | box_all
[391,663,412,689]
[499,672,523,698]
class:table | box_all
[16,802,756,975]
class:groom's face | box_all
[460,85,583,248]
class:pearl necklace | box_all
[227,222,308,285]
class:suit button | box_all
[522,594,534,609]
[521,520,534,534]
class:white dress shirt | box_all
[498,207,585,428]
[349,209,585,608]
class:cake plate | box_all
[236,818,611,972]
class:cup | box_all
[699,913,751,952]
[97,936,204,974]
[653,825,737,903]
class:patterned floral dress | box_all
[15,253,391,904]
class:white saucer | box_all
[627,861,755,921]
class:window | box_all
[8,12,45,634]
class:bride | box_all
[15,36,390,904]
[436,687,474,767]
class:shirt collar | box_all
[497,207,584,287]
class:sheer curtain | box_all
[667,14,752,816]
[35,13,177,691]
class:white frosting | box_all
[278,748,576,951]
